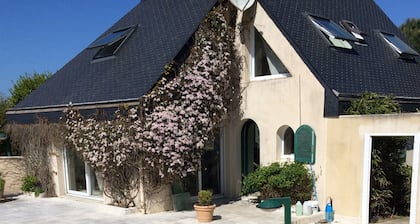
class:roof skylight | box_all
[89,25,137,60]
[309,15,357,42]
[89,27,134,48]
[379,32,419,58]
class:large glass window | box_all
[251,27,289,79]
[64,147,103,198]
[184,129,222,196]
[309,15,356,49]
[379,32,419,58]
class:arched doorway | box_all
[241,120,260,177]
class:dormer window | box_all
[379,31,419,59]
[250,27,290,80]
[309,15,357,49]
[89,25,137,60]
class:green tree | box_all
[400,18,420,52]
[0,95,10,128]
[9,72,51,106]
[345,92,400,115]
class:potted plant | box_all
[194,190,216,222]
[0,172,5,198]
[21,175,44,197]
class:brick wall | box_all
[0,156,25,195]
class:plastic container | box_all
[295,201,303,216]
[310,200,319,213]
[325,197,334,223]
[303,201,313,215]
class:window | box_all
[309,15,357,49]
[276,126,294,161]
[88,26,137,60]
[340,20,367,46]
[251,27,289,79]
[379,31,419,59]
[64,147,103,198]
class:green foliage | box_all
[0,173,5,191]
[9,72,51,106]
[400,18,420,52]
[369,147,392,218]
[345,92,400,115]
[21,175,43,194]
[197,190,213,206]
[370,137,412,220]
[0,95,11,128]
[241,162,313,203]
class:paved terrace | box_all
[0,195,366,224]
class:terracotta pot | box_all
[194,204,216,222]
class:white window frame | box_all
[361,133,419,224]
[277,126,295,161]
[250,27,290,81]
[63,147,103,200]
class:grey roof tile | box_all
[12,0,216,110]
[259,0,420,113]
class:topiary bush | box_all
[241,162,313,203]
[197,190,213,206]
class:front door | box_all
[241,120,260,178]
[64,147,103,198]
[184,129,222,196]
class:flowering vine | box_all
[64,3,240,208]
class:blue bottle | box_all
[325,198,334,223]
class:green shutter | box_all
[294,125,316,164]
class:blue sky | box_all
[0,0,419,97]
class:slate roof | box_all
[8,0,216,122]
[259,0,420,115]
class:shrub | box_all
[198,190,213,206]
[241,162,313,203]
[21,175,43,194]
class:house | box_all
[6,0,420,223]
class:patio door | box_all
[184,129,223,196]
[64,147,103,198]
[362,134,420,224]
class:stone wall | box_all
[0,156,25,195]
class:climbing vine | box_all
[65,2,241,209]
[5,119,63,197]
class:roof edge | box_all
[7,98,140,115]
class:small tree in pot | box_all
[194,190,216,222]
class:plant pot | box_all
[194,204,216,222]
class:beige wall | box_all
[225,3,420,223]
[223,2,328,203]
[327,113,420,221]
[0,156,25,195]
[50,144,66,196]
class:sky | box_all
[0,0,419,97]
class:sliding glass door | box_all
[64,148,103,198]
